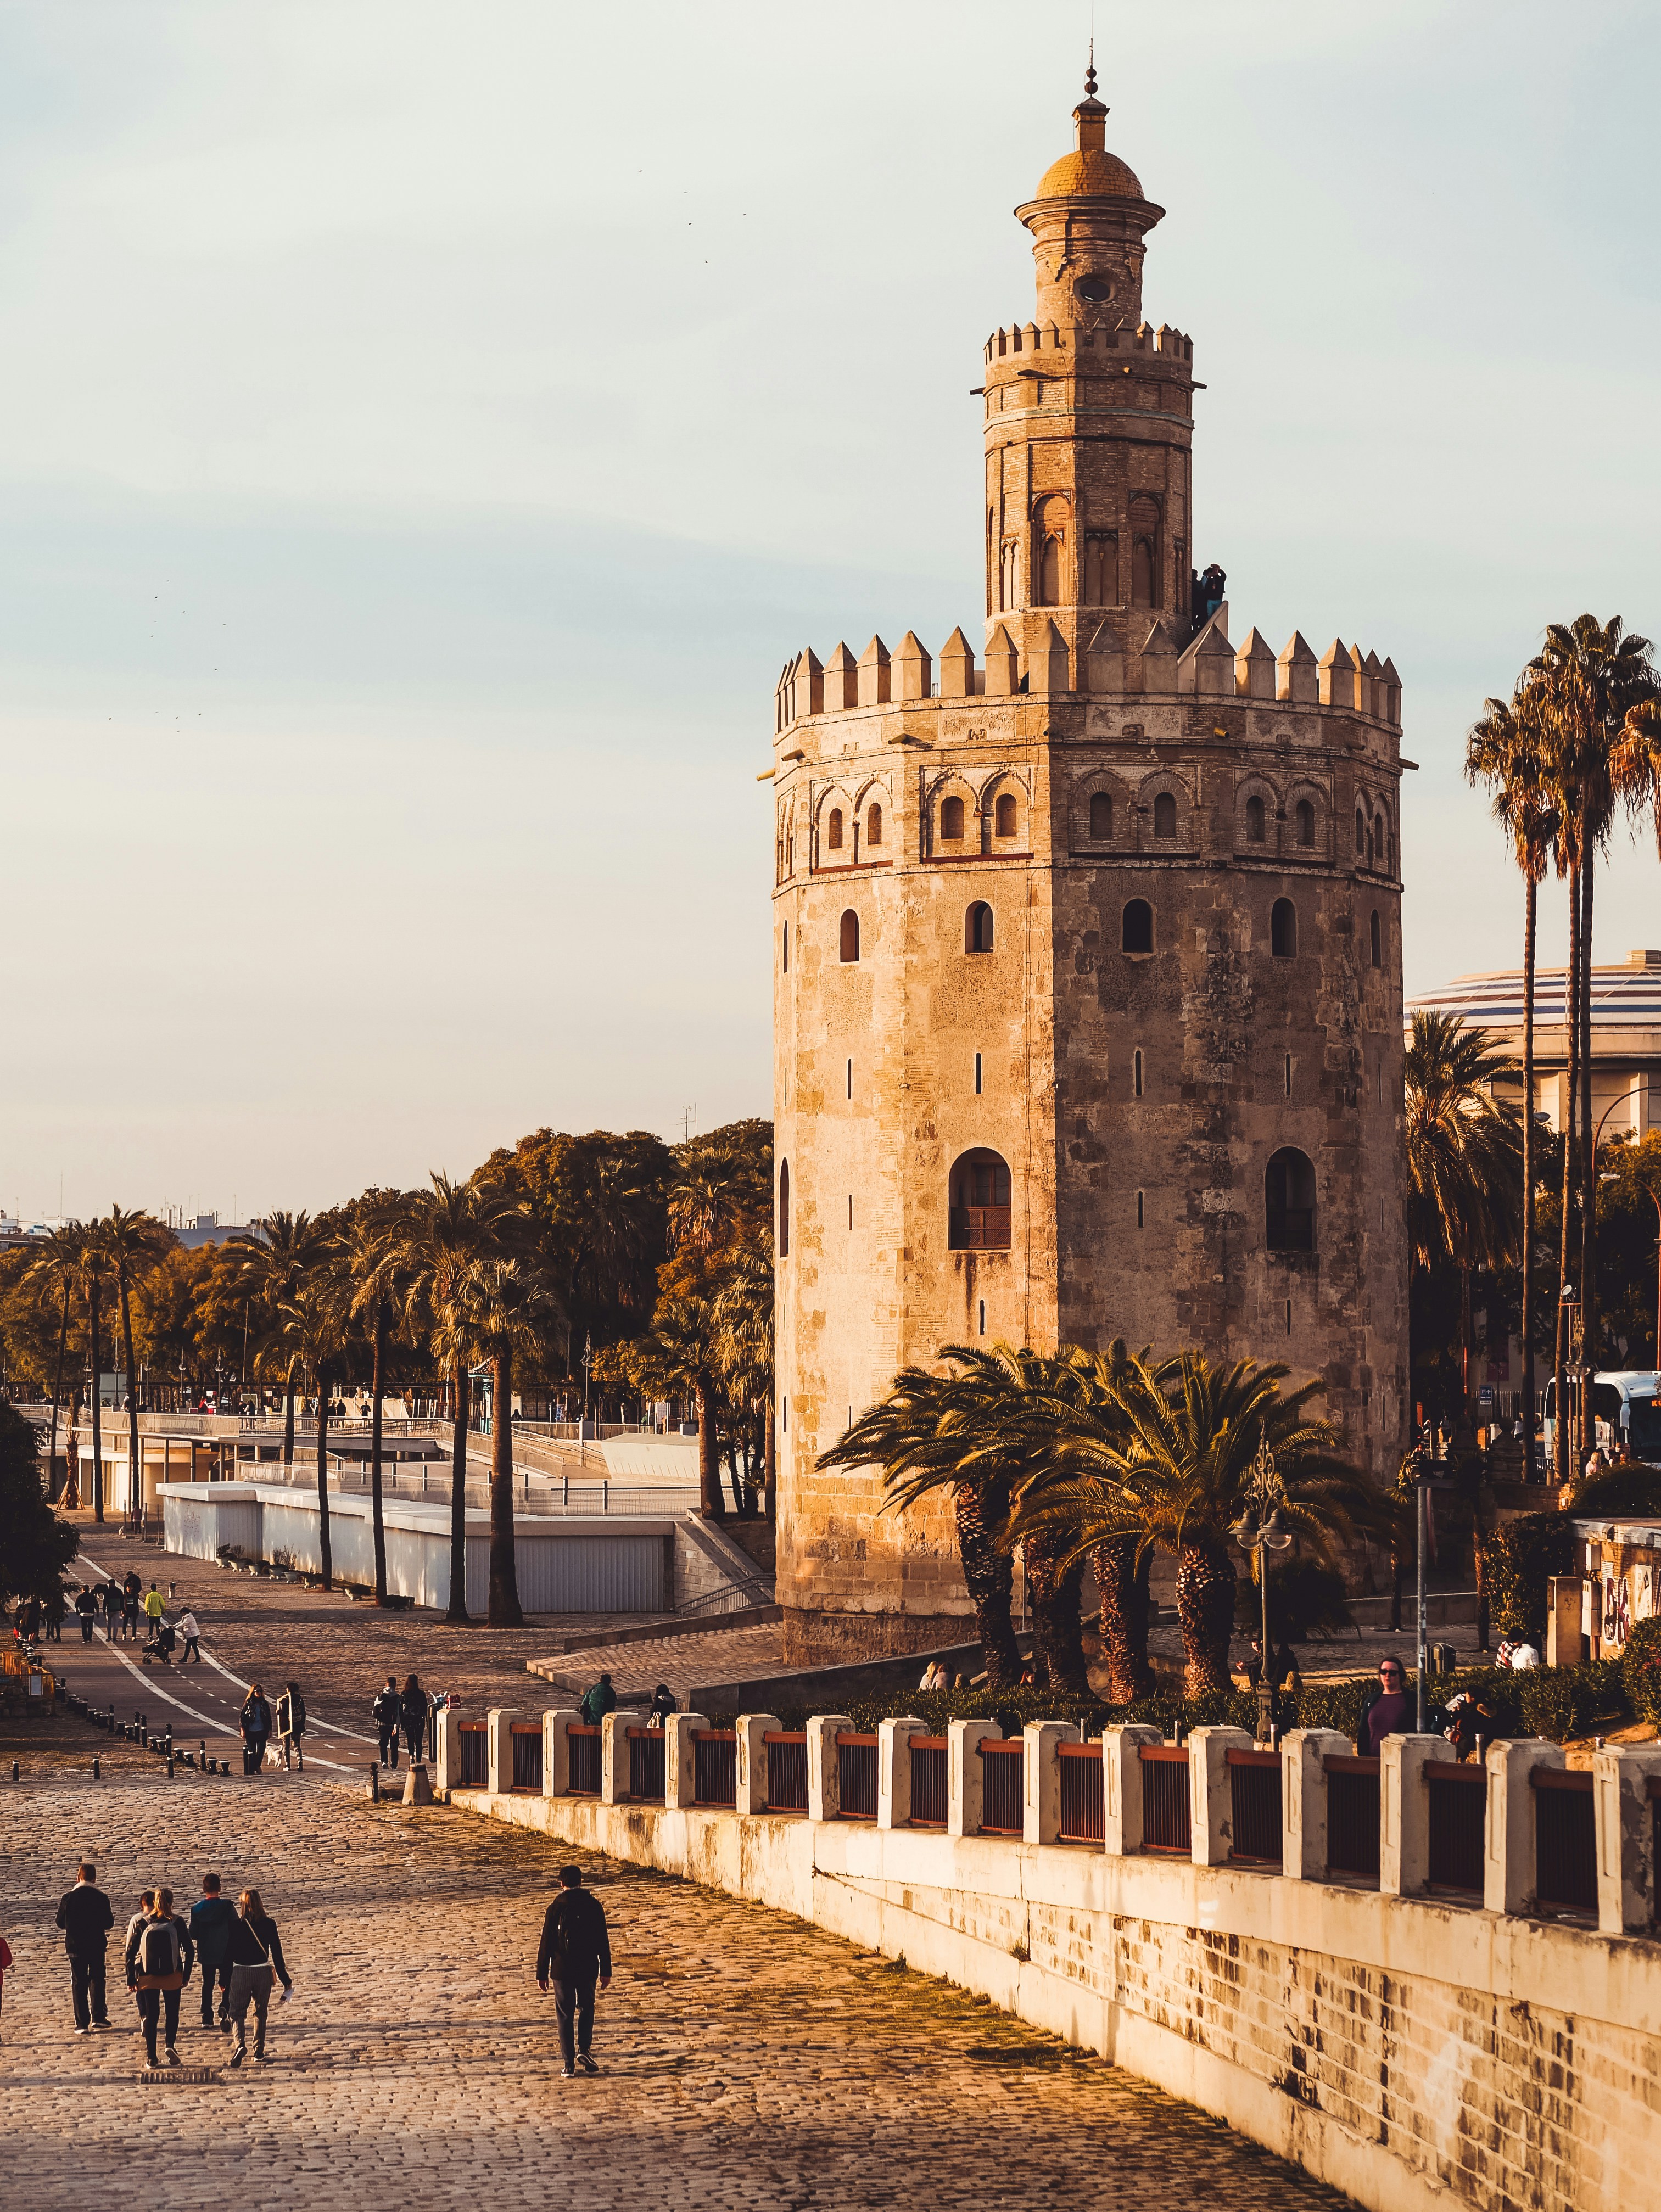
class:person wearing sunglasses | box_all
[1362,1657,1415,1755]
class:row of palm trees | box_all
[820,1343,1379,1696]
[1466,613,1661,1473]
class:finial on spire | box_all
[1084,40,1097,99]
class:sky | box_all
[1,1,1658,1222]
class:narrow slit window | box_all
[1136,1190,1144,1230]
[866,802,883,848]
[846,1058,852,1100]
[827,807,843,852]
[994,792,1017,838]
[778,1162,790,1258]
[1089,791,1113,840]
[1284,1054,1292,1098]
[1295,798,1315,848]
[839,909,859,962]
[847,1194,853,1230]
[782,921,789,973]
[966,901,994,954]
[1271,898,1297,957]
[1133,1049,1144,1099]
[974,1051,983,1095]
[978,1298,986,1337]
[1371,908,1383,968]
[941,794,965,842]
[1285,1298,1293,1337]
[1245,794,1266,844]
[1153,792,1177,839]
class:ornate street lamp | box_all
[1229,1433,1293,1744]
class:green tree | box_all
[0,1404,77,1606]
[20,1226,86,1499]
[99,1206,174,1516]
[226,1213,325,1470]
[625,1295,728,1519]
[460,1251,564,1627]
[713,1227,775,1519]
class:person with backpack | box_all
[240,1683,275,1775]
[125,1889,194,2070]
[121,1570,142,1643]
[225,1888,292,2067]
[73,1586,99,1643]
[372,1676,401,1770]
[54,1861,114,2035]
[535,1866,613,2079]
[100,1579,124,1640]
[580,1673,617,1728]
[189,1873,237,2032]
[399,1673,429,1765]
[276,1682,307,1772]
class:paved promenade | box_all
[2,1750,1356,2210]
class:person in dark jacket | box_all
[535,1866,612,2079]
[647,1683,676,1728]
[100,1579,123,1639]
[1361,1657,1418,1755]
[55,1862,114,2034]
[399,1673,429,1765]
[121,1570,142,1643]
[241,1684,275,1774]
[373,1676,401,1768]
[125,1887,194,2069]
[225,1888,292,2067]
[190,1873,238,2030]
[579,1673,617,1728]
[73,1586,99,1643]
[276,1682,307,1772]
[1444,1692,1497,1765]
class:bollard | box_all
[92,1755,100,1779]
[369,1760,381,1803]
[166,1754,176,1778]
[10,1759,18,1782]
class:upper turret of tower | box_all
[1016,61,1164,330]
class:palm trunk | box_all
[696,1382,724,1520]
[1457,1262,1473,1443]
[1579,849,1596,1448]
[1174,1540,1236,1697]
[762,1396,776,1522]
[1554,862,1580,1485]
[118,1264,140,1519]
[1090,1537,1155,1703]
[447,1358,470,1622]
[48,1281,69,1501]
[1521,870,1537,1466]
[1472,1482,1491,1653]
[370,1301,389,1605]
[488,1346,523,1627]
[63,1392,81,1511]
[283,1356,298,1469]
[315,1369,333,1591]
[1021,1530,1089,1695]
[954,1483,1022,1687]
[90,1282,104,1524]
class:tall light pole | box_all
[1229,1433,1293,1745]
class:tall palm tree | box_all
[713,1228,775,1519]
[281,1232,349,1591]
[23,1225,86,1504]
[630,1295,727,1519]
[73,1228,113,1522]
[1467,686,1559,1461]
[460,1252,564,1627]
[1403,1011,1523,1432]
[227,1213,322,1471]
[338,1194,407,1606]
[101,1206,172,1517]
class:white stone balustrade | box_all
[1379,1732,1456,1897]
[876,1715,930,1830]
[1595,1742,1661,1934]
[736,1712,780,1814]
[1280,1728,1353,1881]
[806,1714,852,1822]
[485,1707,519,1797]
[541,1707,580,1797]
[1022,1721,1078,1845]
[1188,1726,1252,1866]
[947,1717,1004,1837]
[663,1713,709,1808]
[1101,1723,1161,1852]
[601,1709,647,1804]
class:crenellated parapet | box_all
[983,318,1193,365]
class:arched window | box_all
[1132,537,1156,607]
[1153,792,1177,839]
[994,792,1017,838]
[1089,791,1113,840]
[1083,533,1114,604]
[1129,495,1160,608]
[1374,812,1386,859]
[778,1162,790,1258]
[1271,898,1297,957]
[948,1147,1011,1250]
[1038,534,1062,605]
[1245,795,1266,844]
[999,540,1019,611]
[840,909,859,963]
[1295,798,1315,848]
[1355,807,1366,856]
[827,808,843,852]
[866,803,883,848]
[1266,1147,1316,1251]
[1370,908,1383,968]
[965,901,994,954]
[1122,898,1153,954]
[940,795,965,843]
[1033,496,1067,607]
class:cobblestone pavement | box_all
[529,1621,787,1705]
[1,1760,1357,2209]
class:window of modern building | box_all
[1271,898,1297,957]
[827,808,843,852]
[1245,795,1266,844]
[1122,898,1154,954]
[840,909,859,962]
[1295,798,1315,848]
[948,1147,1012,1250]
[1089,791,1113,839]
[1266,1147,1316,1251]
[1371,908,1383,967]
[941,794,965,842]
[966,901,994,954]
[1153,792,1177,839]
[778,1162,790,1257]
[866,802,883,848]
[994,792,1017,838]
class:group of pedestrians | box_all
[238,1682,307,1773]
[10,1591,66,1642]
[54,1863,295,2069]
[372,1673,432,1767]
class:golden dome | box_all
[1036,145,1143,200]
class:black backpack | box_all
[139,1918,181,1976]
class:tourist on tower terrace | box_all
[225,1889,292,2067]
[55,1862,113,2035]
[276,1681,307,1772]
[579,1672,617,1727]
[536,1866,612,2080]
[399,1673,429,1765]
[126,1888,194,2071]
[240,1683,274,1774]
[373,1676,402,1768]
[190,1874,237,2032]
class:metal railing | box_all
[691,1729,737,1808]
[979,1739,1025,1836]
[1425,1761,1486,1892]
[764,1731,808,1813]
[1323,1754,1381,1883]
[456,1721,488,1790]
[567,1724,602,1796]
[510,1722,543,1794]
[909,1737,948,1827]
[836,1732,878,1821]
[1227,1748,1283,1863]
[1138,1743,1192,1852]
[627,1727,665,1802]
[1533,1768,1597,1916]
[1058,1742,1104,1845]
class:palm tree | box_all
[281,1233,349,1591]
[338,1194,406,1606]
[460,1252,564,1627]
[23,1225,86,1504]
[226,1213,322,1470]
[1467,687,1559,1464]
[1006,1352,1376,1696]
[629,1295,727,1519]
[101,1206,172,1518]
[1403,1011,1523,1432]
[72,1228,113,1522]
[713,1228,775,1519]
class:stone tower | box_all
[769,74,1410,1666]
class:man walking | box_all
[143,1582,166,1633]
[121,1570,142,1643]
[276,1682,306,1772]
[73,1586,99,1643]
[190,1874,237,2032]
[54,1862,114,2035]
[372,1676,401,1770]
[100,1578,123,1642]
[535,1866,612,2080]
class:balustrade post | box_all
[664,1713,711,1808]
[434,1705,458,1794]
[1021,1721,1078,1845]
[1281,1728,1352,1881]
[807,1715,852,1822]
[1593,1742,1661,1934]
[736,1713,780,1814]
[946,1718,1003,1838]
[1102,1723,1161,1853]
[486,1708,519,1797]
[542,1707,580,1797]
[1379,1734,1453,1897]
[1188,1726,1252,1866]
[1484,1739,1562,1916]
[601,1710,648,1805]
[877,1715,928,1830]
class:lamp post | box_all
[1229,1434,1294,1745]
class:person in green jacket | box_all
[579,1673,617,1727]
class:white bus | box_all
[1542,1371,1661,1468]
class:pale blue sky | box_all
[1,2,1657,1219]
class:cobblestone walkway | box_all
[2,1763,1356,2209]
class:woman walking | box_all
[399,1673,429,1766]
[125,1888,194,2071]
[225,1888,292,2067]
[240,1683,274,1776]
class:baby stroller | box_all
[142,1619,177,1667]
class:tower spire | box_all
[1085,40,1097,100]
